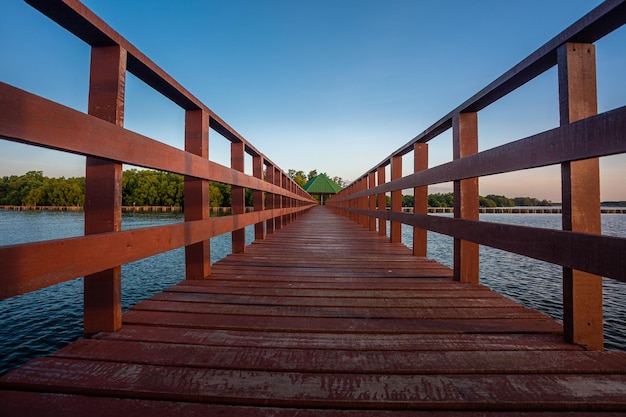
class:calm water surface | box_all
[0,210,625,375]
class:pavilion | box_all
[302,173,343,205]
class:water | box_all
[0,210,254,375]
[0,210,624,375]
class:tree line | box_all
[2,171,557,208]
[407,193,554,208]
[0,170,254,208]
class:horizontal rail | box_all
[346,208,626,283]
[333,106,626,201]
[0,207,301,300]
[0,83,310,203]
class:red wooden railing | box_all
[0,0,316,334]
[327,0,626,351]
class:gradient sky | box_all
[1,0,624,201]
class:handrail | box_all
[0,0,316,334]
[328,0,626,351]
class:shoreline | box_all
[2,205,625,214]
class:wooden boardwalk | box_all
[2,206,626,415]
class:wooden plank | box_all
[53,339,626,374]
[154,290,524,309]
[99,325,581,351]
[7,391,620,417]
[133,300,546,320]
[4,357,626,411]
[122,310,563,334]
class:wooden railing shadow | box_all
[0,0,316,334]
[327,0,626,350]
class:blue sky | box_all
[1,0,624,201]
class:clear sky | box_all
[1,0,624,202]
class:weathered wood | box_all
[390,155,402,243]
[453,112,479,284]
[83,44,126,334]
[184,109,211,280]
[558,42,603,351]
[3,207,626,414]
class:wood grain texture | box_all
[2,207,626,415]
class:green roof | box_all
[303,173,343,194]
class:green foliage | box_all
[288,170,307,187]
[484,194,514,207]
[122,169,184,206]
[428,193,454,207]
[479,196,496,207]
[512,196,553,206]
[0,171,84,206]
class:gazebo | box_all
[302,173,343,205]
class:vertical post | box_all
[275,168,283,230]
[558,42,602,350]
[253,155,266,240]
[377,165,387,236]
[84,45,126,335]
[390,155,402,243]
[231,141,245,253]
[357,177,366,227]
[453,112,479,283]
[282,174,289,226]
[368,171,376,232]
[266,163,275,234]
[413,143,428,257]
[184,109,210,279]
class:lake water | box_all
[0,209,624,375]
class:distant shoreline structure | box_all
[2,205,625,214]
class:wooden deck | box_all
[2,206,626,415]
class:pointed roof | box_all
[303,173,343,194]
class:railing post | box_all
[266,163,275,234]
[84,45,126,335]
[358,177,367,228]
[185,110,211,279]
[453,112,479,283]
[368,171,376,232]
[275,168,283,230]
[558,42,603,350]
[281,174,288,226]
[253,155,266,240]
[413,143,428,257]
[231,141,245,253]
[377,165,387,236]
[184,109,211,279]
[390,155,402,243]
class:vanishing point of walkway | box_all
[2,206,626,415]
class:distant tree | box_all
[402,195,414,207]
[513,196,552,206]
[307,169,318,181]
[479,196,497,207]
[331,176,345,188]
[428,192,454,207]
[485,194,514,207]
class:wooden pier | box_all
[2,0,626,415]
[3,206,626,415]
